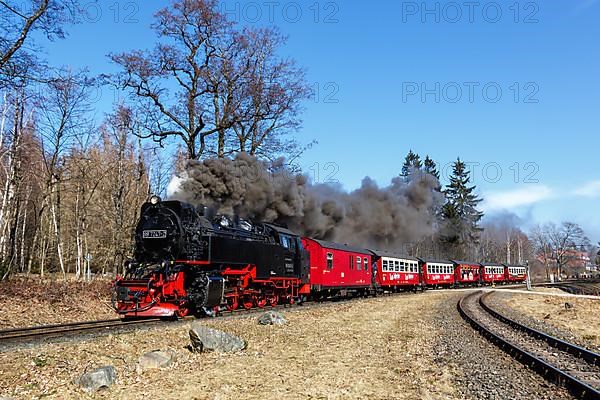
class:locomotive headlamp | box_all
[150,195,161,204]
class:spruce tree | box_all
[424,155,440,180]
[401,150,422,181]
[440,158,484,259]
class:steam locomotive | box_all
[112,196,310,317]
[112,197,527,318]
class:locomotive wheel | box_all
[226,297,239,311]
[268,295,278,307]
[176,306,190,318]
[256,296,267,308]
[242,296,254,310]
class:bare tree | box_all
[532,222,590,280]
[228,28,311,160]
[110,0,308,161]
[1,0,79,84]
[36,69,93,278]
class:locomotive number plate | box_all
[142,230,167,239]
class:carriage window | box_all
[357,256,362,270]
[394,260,399,272]
[327,253,333,269]
[383,259,388,272]
[364,258,368,272]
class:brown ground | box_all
[502,290,600,347]
[0,293,459,400]
[0,277,115,328]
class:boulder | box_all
[75,365,116,392]
[136,350,176,372]
[189,323,246,353]
[257,311,288,326]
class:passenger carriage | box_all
[481,263,506,285]
[301,238,372,298]
[505,264,527,283]
[370,250,421,292]
[420,259,455,288]
[452,260,482,287]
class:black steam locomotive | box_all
[112,196,309,317]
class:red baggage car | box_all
[301,238,372,298]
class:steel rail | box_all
[0,318,161,343]
[458,291,600,400]
[479,292,600,366]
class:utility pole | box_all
[525,260,532,291]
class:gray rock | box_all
[257,311,288,326]
[189,322,246,353]
[136,350,176,372]
[75,365,116,392]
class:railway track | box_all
[458,291,600,400]
[0,318,162,348]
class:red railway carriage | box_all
[421,259,455,287]
[302,238,372,297]
[370,250,421,291]
[452,260,482,287]
[505,264,527,283]
[481,263,505,284]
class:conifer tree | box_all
[424,155,440,180]
[401,150,422,180]
[440,158,484,258]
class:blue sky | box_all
[39,1,600,241]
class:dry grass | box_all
[0,277,114,328]
[0,293,459,400]
[503,292,600,347]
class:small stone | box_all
[189,322,246,353]
[257,311,288,326]
[75,366,116,393]
[136,350,176,372]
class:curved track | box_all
[458,291,600,400]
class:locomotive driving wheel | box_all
[256,295,268,308]
[268,295,278,307]
[176,304,190,318]
[242,295,254,310]
[226,296,239,311]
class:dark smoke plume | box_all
[170,153,443,249]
